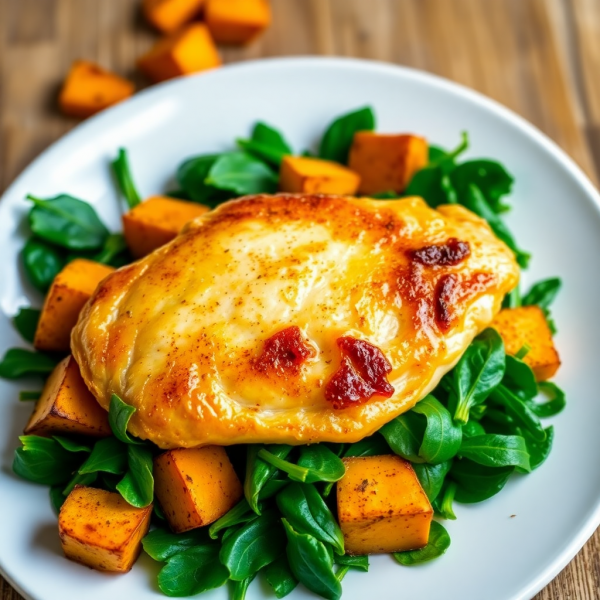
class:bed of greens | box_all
[1,106,565,600]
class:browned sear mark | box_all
[252,326,315,377]
[410,238,470,266]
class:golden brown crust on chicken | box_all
[71,193,519,448]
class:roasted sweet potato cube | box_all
[58,61,134,119]
[492,305,561,381]
[137,23,221,83]
[154,447,243,533]
[279,156,360,195]
[59,486,152,573]
[24,355,110,437]
[33,259,113,353]
[205,0,271,45]
[143,0,206,33]
[348,132,428,195]
[337,455,433,555]
[123,196,209,258]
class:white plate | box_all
[1,57,599,600]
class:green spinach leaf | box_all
[462,420,486,438]
[62,471,97,496]
[343,433,390,457]
[143,528,210,562]
[412,395,462,463]
[459,434,531,471]
[526,382,566,418]
[451,458,514,503]
[13,435,83,485]
[206,152,278,195]
[13,307,41,343]
[263,556,298,599]
[435,481,457,520]
[259,478,289,499]
[379,411,426,463]
[521,426,554,470]
[157,545,229,597]
[503,354,538,399]
[219,509,286,580]
[263,555,298,598]
[21,238,65,293]
[404,133,468,206]
[237,122,293,167]
[450,159,514,213]
[27,194,109,251]
[0,348,57,379]
[522,278,561,309]
[176,154,230,206]
[50,485,66,513]
[489,385,545,442]
[208,498,256,539]
[93,233,130,266]
[108,394,141,444]
[451,328,505,424]
[111,148,142,209]
[78,437,128,475]
[276,482,344,554]
[318,106,375,165]
[413,460,452,502]
[282,519,342,600]
[244,444,292,514]
[393,521,451,565]
[258,445,345,484]
[334,554,369,571]
[462,184,530,267]
[116,444,154,507]
[53,436,91,453]
[231,575,256,600]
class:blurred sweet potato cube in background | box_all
[279,156,360,195]
[205,0,271,45]
[143,0,206,33]
[137,23,221,83]
[492,305,561,381]
[59,487,152,573]
[348,132,428,195]
[337,455,433,555]
[123,196,209,258]
[24,355,110,438]
[34,259,114,353]
[154,447,243,533]
[58,61,134,118]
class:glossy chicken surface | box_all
[71,194,519,448]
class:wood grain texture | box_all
[0,0,599,599]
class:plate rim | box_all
[1,55,599,600]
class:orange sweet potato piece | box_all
[58,61,134,119]
[137,23,221,83]
[59,486,152,573]
[34,259,114,353]
[279,156,360,195]
[205,0,271,45]
[24,355,110,438]
[122,196,209,258]
[154,447,243,533]
[492,306,561,381]
[337,455,433,555]
[348,132,428,195]
[143,0,206,33]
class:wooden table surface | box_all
[1,0,599,598]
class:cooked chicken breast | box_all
[71,194,519,448]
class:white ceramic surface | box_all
[1,57,599,600]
